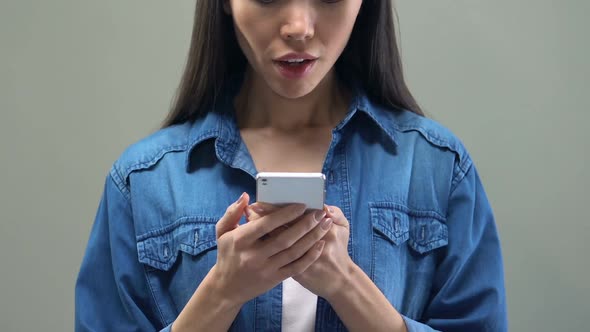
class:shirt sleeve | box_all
[75,169,172,331]
[405,162,508,332]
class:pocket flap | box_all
[136,219,217,271]
[370,204,410,245]
[408,218,448,254]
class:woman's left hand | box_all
[246,203,354,300]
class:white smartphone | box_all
[256,172,326,210]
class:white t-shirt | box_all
[282,277,318,332]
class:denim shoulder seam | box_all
[392,123,466,163]
[389,119,473,195]
[121,143,188,179]
[450,155,473,195]
[109,165,131,201]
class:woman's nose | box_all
[279,4,315,41]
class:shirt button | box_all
[163,245,169,258]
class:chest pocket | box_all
[370,202,448,254]
[137,217,218,271]
[369,202,448,319]
[136,217,219,324]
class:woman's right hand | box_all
[211,192,331,307]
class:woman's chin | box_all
[270,79,321,100]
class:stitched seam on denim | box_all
[373,220,409,245]
[340,138,354,259]
[370,206,378,280]
[122,144,187,180]
[408,222,448,252]
[227,137,240,166]
[213,135,240,167]
[358,107,397,146]
[251,296,257,332]
[139,240,217,267]
[109,165,130,200]
[187,130,221,149]
[136,217,219,242]
[369,201,446,221]
[186,130,221,168]
[255,291,263,331]
[392,124,467,163]
[371,229,377,282]
[408,241,447,255]
[274,281,283,329]
[409,236,448,248]
[369,203,448,251]
[119,123,196,180]
[141,263,167,326]
[450,156,473,195]
[392,124,454,147]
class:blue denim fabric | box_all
[75,79,507,331]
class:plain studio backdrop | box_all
[0,1,588,331]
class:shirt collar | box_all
[335,80,399,147]
[185,75,399,171]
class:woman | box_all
[75,1,507,331]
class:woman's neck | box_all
[235,68,349,132]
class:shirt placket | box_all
[315,128,351,332]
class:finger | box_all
[263,209,327,257]
[216,192,249,239]
[255,202,280,212]
[266,224,289,238]
[278,241,325,279]
[325,205,349,228]
[240,203,307,241]
[268,214,332,267]
[245,202,279,222]
[262,216,299,239]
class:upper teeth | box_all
[286,59,305,63]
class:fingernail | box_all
[236,193,245,204]
[321,218,333,230]
[292,203,306,213]
[252,206,264,214]
[326,205,335,214]
[314,210,326,222]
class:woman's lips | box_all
[273,59,317,79]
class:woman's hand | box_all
[246,203,353,300]
[212,192,332,307]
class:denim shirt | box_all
[75,80,508,332]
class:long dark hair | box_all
[162,0,422,128]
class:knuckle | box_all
[275,231,296,248]
[233,233,248,247]
[241,255,257,271]
[269,242,284,255]
[285,249,301,263]
[285,236,299,249]
[258,219,274,235]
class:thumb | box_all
[325,205,349,229]
[216,192,249,239]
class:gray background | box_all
[0,0,588,331]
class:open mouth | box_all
[277,59,315,66]
[273,59,317,79]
